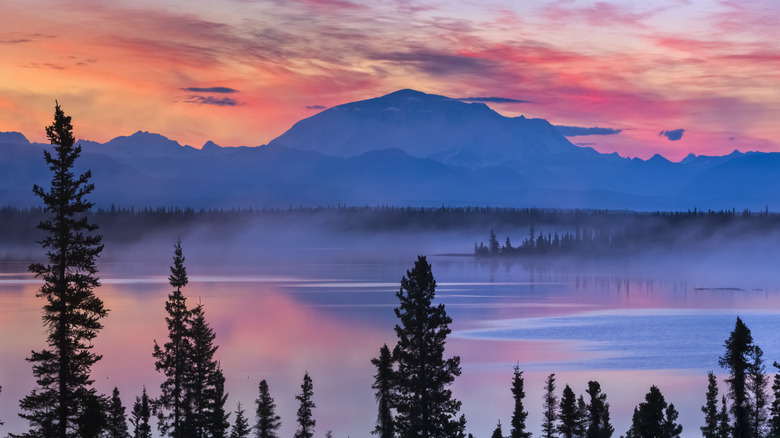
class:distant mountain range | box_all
[1,89,778,210]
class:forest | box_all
[5,106,780,438]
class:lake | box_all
[2,249,780,438]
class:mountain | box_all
[268,89,580,168]
[2,89,780,210]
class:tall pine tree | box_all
[720,317,755,438]
[185,302,222,438]
[255,379,281,438]
[15,101,107,438]
[294,372,316,438]
[748,346,769,438]
[769,362,780,438]
[558,385,585,438]
[392,255,466,437]
[625,386,681,438]
[153,240,192,438]
[371,344,396,438]
[510,364,531,438]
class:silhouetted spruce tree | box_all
[558,385,585,438]
[489,230,500,254]
[625,386,681,438]
[255,379,281,438]
[208,366,231,438]
[294,372,316,438]
[720,396,732,438]
[493,420,505,438]
[230,402,251,438]
[185,302,223,438]
[510,364,531,438]
[1,385,3,426]
[542,374,558,438]
[770,362,780,438]
[78,393,108,438]
[130,387,152,438]
[576,396,589,438]
[748,346,769,438]
[15,101,108,438]
[585,381,613,438]
[106,387,130,438]
[719,317,755,438]
[392,255,466,437]
[703,372,722,438]
[153,240,193,438]
[371,344,396,438]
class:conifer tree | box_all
[748,346,769,438]
[625,386,681,438]
[493,420,505,438]
[542,374,558,438]
[720,317,755,438]
[585,381,613,438]
[720,396,732,438]
[153,240,192,438]
[106,387,130,438]
[15,101,107,438]
[1,385,3,426]
[703,372,721,438]
[769,362,780,438]
[231,402,252,438]
[576,396,589,438]
[255,379,281,438]
[185,302,222,438]
[559,385,583,438]
[295,372,316,438]
[208,366,231,438]
[510,364,531,438]
[392,255,466,437]
[371,344,396,438]
[130,387,152,438]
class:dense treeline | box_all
[3,204,780,250]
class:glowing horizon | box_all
[2,0,779,161]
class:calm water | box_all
[2,255,780,438]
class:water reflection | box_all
[1,257,779,438]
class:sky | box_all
[1,0,779,161]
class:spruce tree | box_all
[371,344,396,438]
[510,364,531,438]
[15,101,107,438]
[1,385,3,426]
[493,420,505,438]
[106,387,130,438]
[153,240,192,438]
[703,372,721,438]
[185,302,222,438]
[208,366,231,438]
[542,374,558,438]
[748,346,769,438]
[392,255,466,437]
[559,385,582,438]
[769,362,780,438]
[231,402,252,438]
[255,379,281,438]
[294,372,316,438]
[625,386,681,438]
[719,317,755,438]
[130,387,152,438]
[720,395,732,438]
[585,381,613,438]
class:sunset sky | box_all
[1,0,779,160]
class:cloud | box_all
[371,51,498,77]
[181,87,239,93]
[306,105,326,110]
[458,96,530,104]
[659,129,685,141]
[556,126,623,137]
[183,95,240,106]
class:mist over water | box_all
[3,213,780,438]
